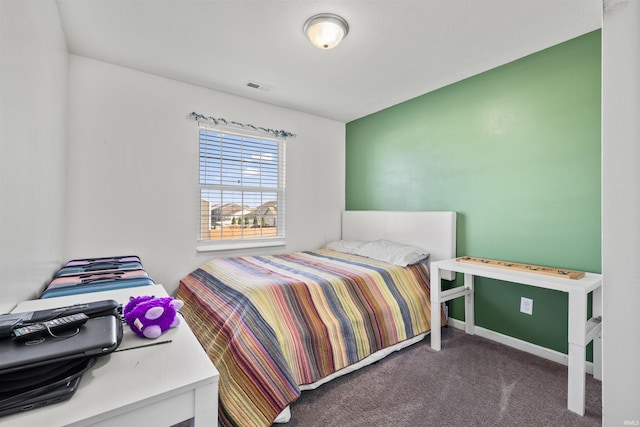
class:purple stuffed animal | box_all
[123,296,184,339]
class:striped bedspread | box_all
[176,248,443,427]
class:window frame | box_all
[196,124,286,252]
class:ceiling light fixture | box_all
[303,13,349,50]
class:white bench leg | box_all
[430,267,441,351]
[592,286,603,381]
[464,273,475,335]
[567,290,588,415]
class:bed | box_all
[176,210,456,427]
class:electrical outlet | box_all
[520,297,533,315]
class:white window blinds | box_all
[198,125,285,249]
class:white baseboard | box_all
[446,318,594,375]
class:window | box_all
[198,125,285,250]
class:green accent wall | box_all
[345,31,601,357]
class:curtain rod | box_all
[189,112,296,139]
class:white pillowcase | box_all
[354,239,429,267]
[325,240,366,254]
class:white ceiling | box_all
[55,0,602,123]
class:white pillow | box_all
[325,240,366,254]
[354,239,429,267]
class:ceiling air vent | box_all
[245,81,273,92]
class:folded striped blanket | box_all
[177,249,442,427]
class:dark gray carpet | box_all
[172,327,601,427]
[286,327,601,427]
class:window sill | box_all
[197,238,285,252]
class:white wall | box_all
[602,0,640,424]
[0,0,68,312]
[64,55,345,294]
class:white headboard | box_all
[341,210,457,280]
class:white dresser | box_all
[0,285,219,427]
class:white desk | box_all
[430,258,602,416]
[1,285,219,427]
